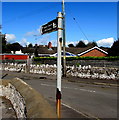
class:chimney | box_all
[48,42,52,49]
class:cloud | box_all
[96,37,115,47]
[24,31,36,37]
[6,34,16,43]
[24,26,41,37]
[82,40,89,45]
[37,26,42,34]
[66,39,89,47]
[37,35,50,45]
[20,38,29,47]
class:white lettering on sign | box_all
[53,22,57,28]
[41,18,58,35]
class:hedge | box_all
[33,56,119,61]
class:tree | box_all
[5,43,12,53]
[34,48,38,57]
[34,44,38,57]
[28,43,33,48]
[1,33,24,53]
[87,42,97,47]
[68,43,74,47]
[2,34,6,45]
[10,42,23,54]
[108,39,119,56]
[76,41,86,48]
[1,33,7,53]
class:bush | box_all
[34,57,57,61]
[34,56,119,61]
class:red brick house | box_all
[77,46,108,57]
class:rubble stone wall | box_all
[1,63,119,80]
[1,79,57,118]
[0,83,26,118]
[33,60,119,68]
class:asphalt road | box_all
[1,71,118,119]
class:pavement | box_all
[1,70,118,87]
[2,71,118,120]
[47,99,88,119]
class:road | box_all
[1,71,118,119]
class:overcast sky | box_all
[2,1,117,47]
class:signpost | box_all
[41,12,63,118]
[41,18,58,35]
[56,12,63,118]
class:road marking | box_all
[80,88,96,93]
[41,83,96,93]
[41,83,55,87]
[61,102,100,120]
[62,102,89,118]
[48,98,100,120]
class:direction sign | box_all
[41,18,58,35]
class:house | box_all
[22,42,108,57]
[50,51,76,57]
[0,54,28,61]
[60,46,108,57]
[77,46,108,57]
[11,50,24,54]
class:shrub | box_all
[33,56,119,61]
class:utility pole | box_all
[56,12,63,118]
[26,55,30,73]
[62,0,66,77]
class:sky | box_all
[2,1,117,48]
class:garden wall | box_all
[34,59,119,68]
[1,63,119,80]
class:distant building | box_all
[50,51,76,57]
[0,54,28,61]
[22,42,109,57]
[11,50,24,54]
[48,42,52,50]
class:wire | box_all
[73,17,89,41]
[67,6,89,41]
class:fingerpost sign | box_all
[41,12,63,118]
[41,18,58,35]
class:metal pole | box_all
[62,0,66,77]
[56,12,63,118]
[26,55,30,73]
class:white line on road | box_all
[41,83,96,93]
[41,83,55,87]
[80,88,96,93]
[62,102,100,120]
[47,98,100,120]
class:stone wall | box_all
[1,63,119,80]
[0,83,26,118]
[68,60,119,68]
[1,79,57,118]
[34,59,119,68]
[66,65,119,80]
